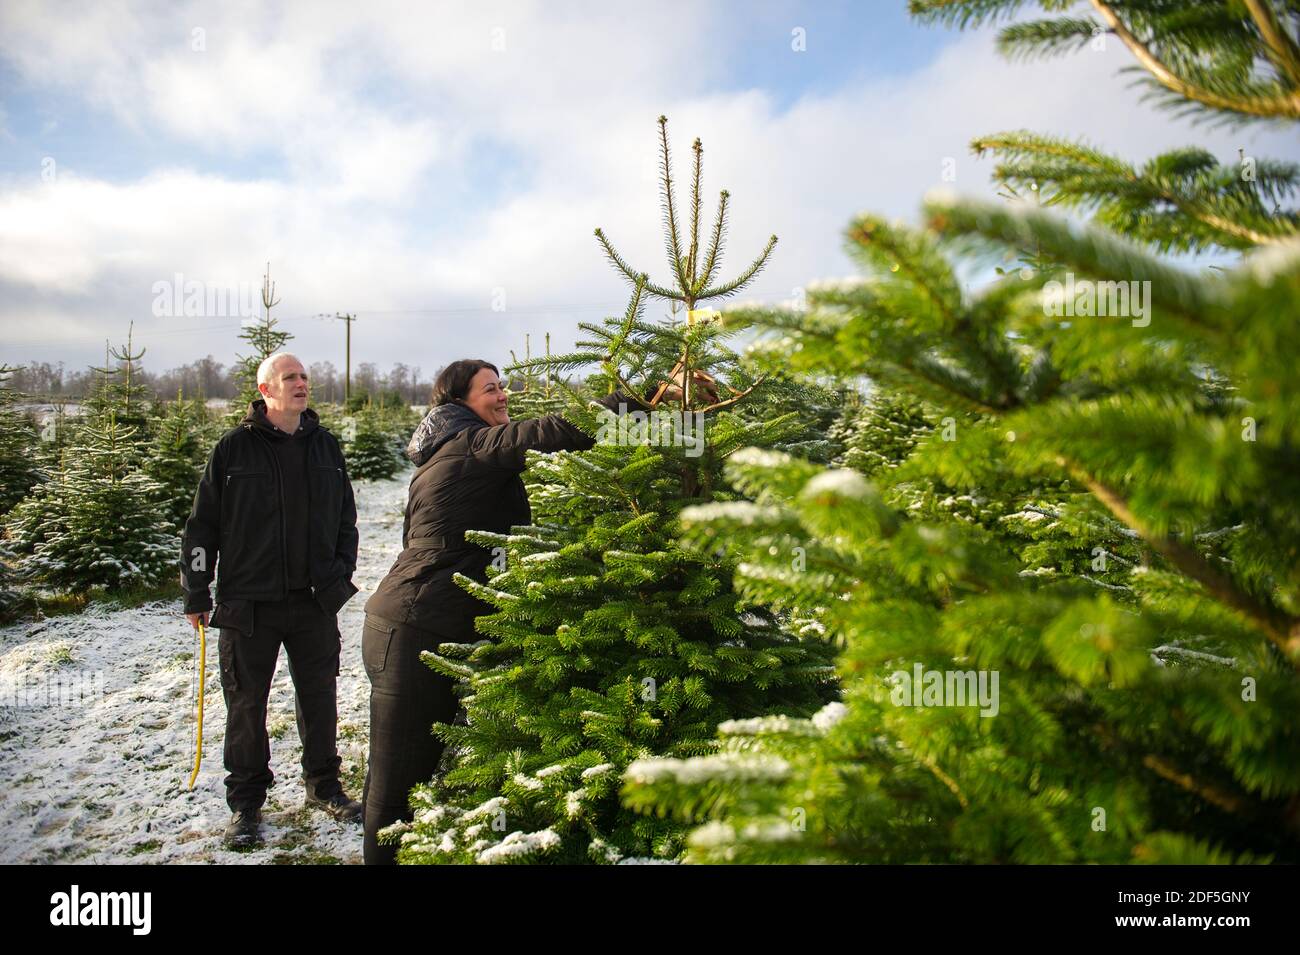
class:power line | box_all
[284,303,624,318]
[2,290,792,351]
[1,320,248,350]
[278,292,794,318]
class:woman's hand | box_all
[657,365,720,406]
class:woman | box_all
[360,358,654,864]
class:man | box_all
[181,352,362,849]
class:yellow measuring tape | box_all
[187,621,206,791]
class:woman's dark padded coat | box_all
[364,392,631,636]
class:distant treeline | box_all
[7,355,436,404]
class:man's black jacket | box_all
[181,399,359,626]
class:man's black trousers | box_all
[217,589,344,812]
[361,612,459,865]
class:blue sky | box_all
[1,0,1297,382]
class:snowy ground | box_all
[0,471,411,864]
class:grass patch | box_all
[3,579,178,627]
[338,721,362,742]
[271,848,342,865]
[46,644,74,665]
[341,756,367,799]
[96,580,180,612]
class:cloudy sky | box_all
[2,0,1297,382]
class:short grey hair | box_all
[257,352,302,387]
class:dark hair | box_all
[430,359,500,406]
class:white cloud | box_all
[0,2,1296,374]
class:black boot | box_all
[306,789,363,823]
[223,808,263,849]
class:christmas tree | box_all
[10,411,175,592]
[82,326,155,467]
[626,203,1299,864]
[0,366,38,619]
[345,403,402,481]
[0,365,41,516]
[731,371,850,465]
[144,389,207,530]
[6,446,71,591]
[0,529,22,621]
[622,1,1300,864]
[229,263,291,420]
[386,117,838,864]
[505,333,571,420]
[394,426,839,864]
[828,387,931,477]
[8,331,177,594]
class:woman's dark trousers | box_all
[361,612,459,865]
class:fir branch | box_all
[907,0,1025,31]
[1080,574,1132,593]
[845,216,961,327]
[1089,0,1300,120]
[1243,0,1300,88]
[698,375,768,414]
[696,191,730,295]
[1149,644,1237,667]
[658,115,691,293]
[996,17,1101,62]
[923,191,1223,340]
[1068,460,1300,662]
[594,228,681,300]
[699,234,779,300]
[972,132,1298,250]
[913,748,969,809]
[688,137,704,288]
[1142,754,1247,815]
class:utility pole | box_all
[316,312,357,403]
[339,313,355,403]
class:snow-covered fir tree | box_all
[504,333,572,421]
[622,1,1300,864]
[229,263,291,421]
[387,117,839,864]
[0,366,37,619]
[0,365,41,516]
[393,427,839,863]
[0,530,23,621]
[345,405,401,481]
[828,385,932,477]
[10,412,175,592]
[82,328,154,465]
[144,389,206,530]
[732,371,848,464]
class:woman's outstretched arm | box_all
[467,390,640,471]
